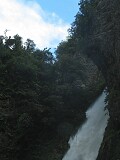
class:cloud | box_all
[0,0,70,49]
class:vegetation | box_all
[0,29,104,160]
[68,0,120,159]
[3,0,120,159]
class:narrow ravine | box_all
[62,91,109,160]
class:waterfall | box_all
[62,91,109,160]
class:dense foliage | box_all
[0,30,104,160]
[0,0,104,160]
[69,0,120,159]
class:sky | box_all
[35,0,79,23]
[0,0,79,49]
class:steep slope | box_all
[95,0,120,159]
[0,34,104,159]
[69,0,120,159]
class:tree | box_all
[25,39,36,52]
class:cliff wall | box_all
[89,0,120,159]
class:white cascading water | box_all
[62,91,109,160]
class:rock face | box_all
[88,0,120,159]
[89,0,120,123]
